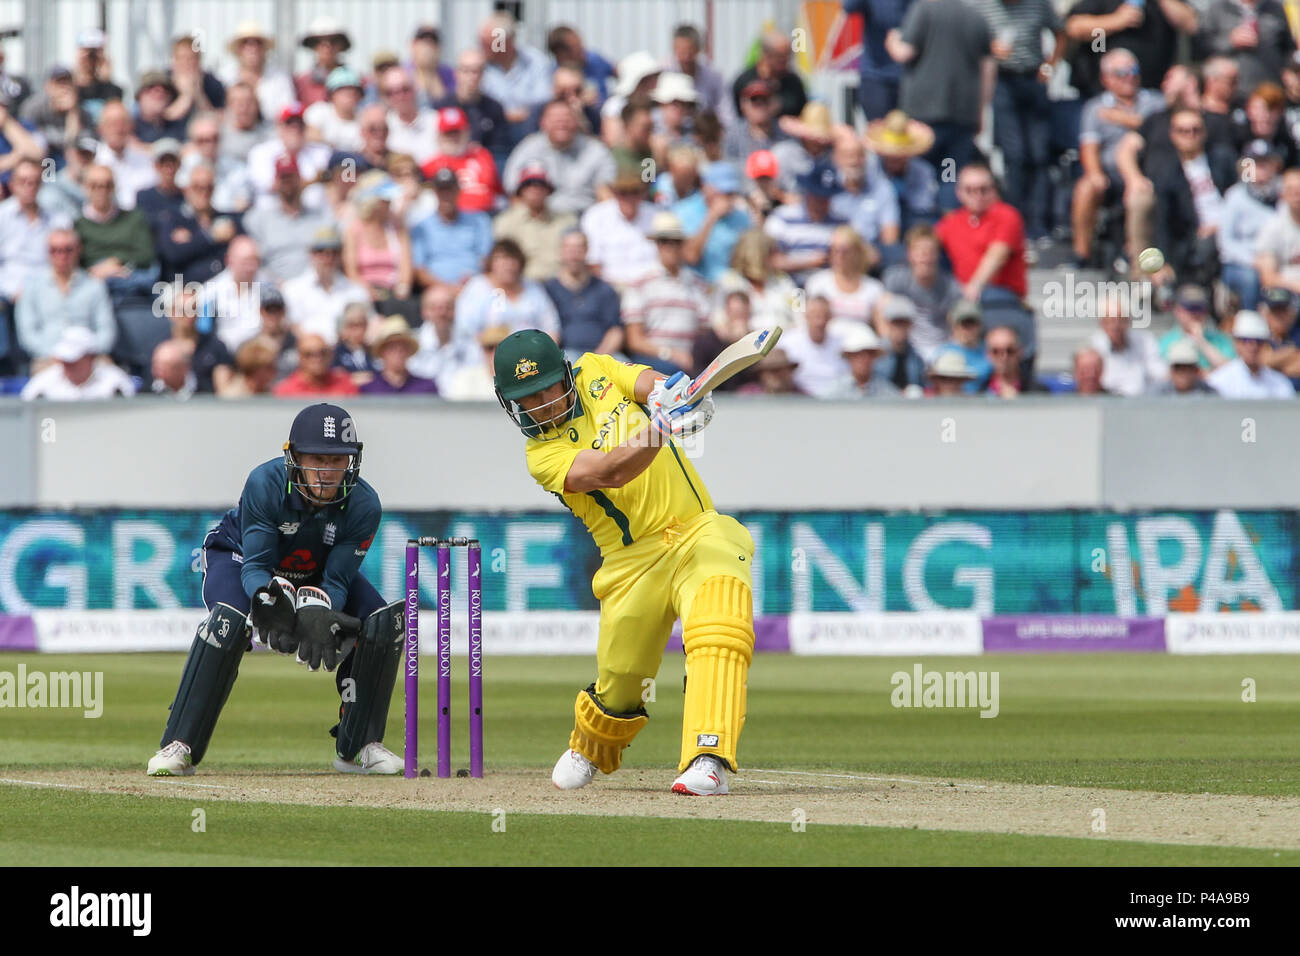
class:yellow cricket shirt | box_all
[524,352,714,556]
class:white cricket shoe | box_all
[671,755,728,795]
[147,740,195,776]
[334,742,403,775]
[551,748,598,790]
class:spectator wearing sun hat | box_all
[20,325,134,400]
[421,107,503,214]
[492,165,575,281]
[764,161,847,286]
[360,315,438,395]
[736,346,809,395]
[1207,309,1296,397]
[305,67,365,151]
[650,72,701,161]
[132,70,187,144]
[1153,339,1219,395]
[219,21,295,122]
[673,160,753,283]
[773,101,837,194]
[925,348,977,397]
[295,17,353,107]
[829,322,896,398]
[938,299,993,392]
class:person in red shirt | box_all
[934,163,1027,301]
[420,106,502,214]
[273,333,361,396]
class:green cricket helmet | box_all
[493,329,581,439]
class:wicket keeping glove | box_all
[251,577,298,655]
[293,587,361,672]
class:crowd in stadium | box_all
[4,2,1300,401]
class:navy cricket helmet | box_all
[284,403,364,503]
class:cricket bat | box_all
[658,327,783,412]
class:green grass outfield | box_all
[2,652,1298,865]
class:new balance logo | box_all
[696,734,719,747]
[278,522,300,535]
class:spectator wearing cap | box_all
[1206,309,1296,396]
[544,229,623,359]
[153,160,242,285]
[15,228,114,365]
[732,30,808,119]
[806,225,886,331]
[985,324,1045,397]
[182,112,253,213]
[135,138,185,229]
[1231,83,1300,169]
[599,52,662,150]
[939,299,994,392]
[1255,168,1300,296]
[737,347,808,395]
[864,110,939,231]
[221,82,271,164]
[779,295,849,398]
[673,160,753,284]
[246,103,332,205]
[773,102,836,193]
[926,348,978,397]
[492,165,575,281]
[295,18,352,107]
[93,102,155,210]
[132,70,186,144]
[743,149,786,225]
[649,73,701,166]
[1259,286,1300,386]
[883,224,958,359]
[305,68,365,152]
[621,212,711,373]
[434,50,510,165]
[1153,339,1217,394]
[478,13,555,127]
[273,330,360,396]
[0,159,69,336]
[252,282,293,376]
[166,32,225,126]
[201,235,265,352]
[160,283,233,393]
[218,21,294,121]
[723,78,791,162]
[830,131,900,256]
[71,28,123,125]
[282,224,368,343]
[1157,284,1236,370]
[333,301,380,378]
[827,323,896,397]
[411,167,494,288]
[579,167,658,288]
[20,325,134,400]
[935,163,1034,362]
[19,66,92,166]
[243,154,331,284]
[1218,140,1283,309]
[360,316,437,395]
[442,323,515,400]
[886,0,992,212]
[409,284,475,387]
[715,229,799,331]
[409,25,455,110]
[1201,0,1294,102]
[1088,298,1167,395]
[875,296,927,391]
[666,24,729,123]
[75,165,158,306]
[454,238,560,343]
[343,171,416,322]
[421,107,502,214]
[503,99,617,216]
[764,161,847,286]
[1069,348,1110,395]
[381,66,438,165]
[147,337,197,398]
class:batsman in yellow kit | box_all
[492,329,754,795]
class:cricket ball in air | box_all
[1137,247,1165,273]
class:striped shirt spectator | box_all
[621,212,710,373]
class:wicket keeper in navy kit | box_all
[147,403,406,776]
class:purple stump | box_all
[404,541,419,779]
[468,542,483,777]
[437,542,452,778]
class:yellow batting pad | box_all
[680,575,754,773]
[570,685,649,774]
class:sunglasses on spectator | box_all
[989,346,1019,356]
[1172,124,1204,135]
[49,244,78,253]
[963,183,995,193]
[87,180,114,189]
[384,84,413,95]
[193,135,218,144]
[745,95,771,104]
[300,349,330,358]
[1104,66,1140,77]
[364,124,389,133]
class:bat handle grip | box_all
[658,371,694,414]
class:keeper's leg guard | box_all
[570,684,648,774]
[334,600,404,761]
[679,575,754,773]
[161,603,250,765]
